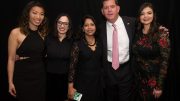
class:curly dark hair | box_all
[19,1,49,37]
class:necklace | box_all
[84,39,96,46]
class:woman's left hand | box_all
[153,88,162,98]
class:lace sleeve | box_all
[68,42,79,83]
[157,30,171,89]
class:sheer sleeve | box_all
[68,42,79,83]
[157,30,171,89]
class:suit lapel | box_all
[121,17,134,53]
[122,17,132,44]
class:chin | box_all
[60,31,66,34]
[34,23,41,26]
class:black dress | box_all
[132,31,170,101]
[14,30,46,101]
[68,39,104,101]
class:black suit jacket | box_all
[99,16,135,85]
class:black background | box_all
[0,0,179,101]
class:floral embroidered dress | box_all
[132,30,170,101]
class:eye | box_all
[57,21,69,26]
[40,13,44,16]
[147,11,152,15]
[90,23,95,26]
[140,12,145,16]
[103,6,108,10]
[111,5,116,9]
[32,11,37,14]
[84,24,88,27]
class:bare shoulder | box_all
[9,27,21,37]
[9,27,26,39]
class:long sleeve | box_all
[68,42,79,83]
[157,30,171,89]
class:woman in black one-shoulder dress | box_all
[7,1,48,101]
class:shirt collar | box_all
[106,16,122,28]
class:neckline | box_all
[83,38,96,46]
[29,28,38,33]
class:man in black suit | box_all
[99,0,135,101]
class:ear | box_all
[101,8,104,15]
[117,5,120,13]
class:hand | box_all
[159,25,169,35]
[153,88,162,98]
[68,86,77,100]
[15,55,20,61]
[9,83,16,97]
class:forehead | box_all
[103,0,116,6]
[30,6,44,13]
[142,7,153,12]
[58,16,69,22]
[85,18,93,23]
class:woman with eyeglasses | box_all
[45,13,73,101]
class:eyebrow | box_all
[58,21,69,23]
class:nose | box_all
[107,7,112,12]
[144,13,149,18]
[87,25,93,29]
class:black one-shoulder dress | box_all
[14,30,46,101]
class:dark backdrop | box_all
[0,0,179,101]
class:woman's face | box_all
[57,16,69,34]
[29,6,45,29]
[83,18,96,36]
[140,6,154,26]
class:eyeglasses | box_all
[57,21,69,27]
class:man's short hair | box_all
[101,0,119,8]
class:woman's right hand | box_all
[9,83,16,97]
[68,85,77,100]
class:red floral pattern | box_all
[137,36,152,48]
[148,79,156,87]
[133,30,170,101]
[159,38,168,48]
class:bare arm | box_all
[68,83,76,99]
[7,28,19,97]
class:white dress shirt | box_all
[106,16,129,64]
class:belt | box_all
[108,60,129,67]
[16,56,42,61]
[19,56,30,60]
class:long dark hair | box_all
[136,2,159,35]
[53,13,72,39]
[19,1,49,37]
[76,15,98,40]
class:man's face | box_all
[101,0,120,23]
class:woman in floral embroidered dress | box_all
[132,2,170,101]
